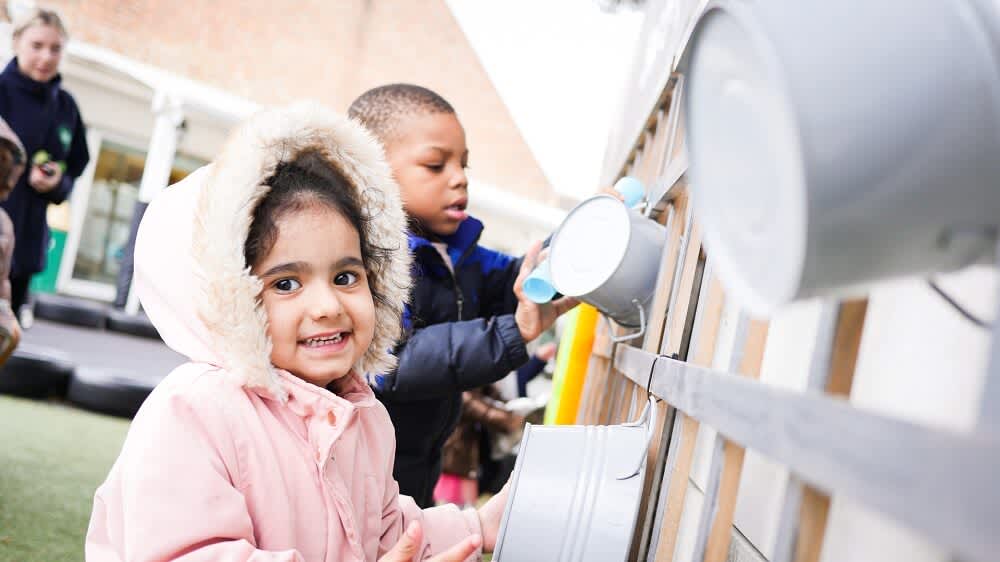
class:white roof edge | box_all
[468,179,566,231]
[66,40,259,123]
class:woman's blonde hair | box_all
[11,7,68,40]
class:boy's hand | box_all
[477,482,510,552]
[380,521,482,562]
[514,241,578,343]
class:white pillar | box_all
[124,91,184,315]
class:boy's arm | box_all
[376,311,529,401]
[477,246,522,317]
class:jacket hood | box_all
[134,102,411,400]
[0,115,25,189]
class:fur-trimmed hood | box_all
[134,102,411,400]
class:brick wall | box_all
[41,0,554,202]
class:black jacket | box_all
[0,59,89,277]
[373,217,528,507]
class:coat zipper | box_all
[447,243,476,321]
[450,269,464,320]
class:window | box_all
[70,140,204,286]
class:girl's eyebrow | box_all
[260,261,308,278]
[261,257,364,278]
[335,257,365,270]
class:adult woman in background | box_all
[0,8,89,317]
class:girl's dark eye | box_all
[274,278,301,292]
[425,164,444,172]
[334,272,358,286]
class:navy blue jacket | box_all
[373,217,529,507]
[0,59,89,276]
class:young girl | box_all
[86,103,506,561]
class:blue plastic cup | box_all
[523,258,557,303]
[613,176,645,208]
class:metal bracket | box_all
[618,394,659,480]
[603,299,648,344]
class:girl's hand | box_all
[380,521,481,562]
[513,241,578,343]
[29,163,62,193]
[477,482,510,552]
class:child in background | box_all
[348,84,577,507]
[0,116,24,362]
[435,385,525,507]
[86,103,506,561]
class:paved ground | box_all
[21,319,186,377]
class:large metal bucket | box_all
[493,397,656,561]
[682,0,1000,314]
[548,195,666,328]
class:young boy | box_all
[349,84,576,507]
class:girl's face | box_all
[252,205,375,388]
[14,24,64,83]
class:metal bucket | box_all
[548,195,666,328]
[682,0,1000,314]
[493,397,656,562]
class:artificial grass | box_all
[0,395,129,562]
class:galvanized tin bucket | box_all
[493,397,656,561]
[548,194,666,328]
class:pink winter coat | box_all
[86,103,483,561]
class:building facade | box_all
[2,0,563,305]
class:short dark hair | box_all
[244,150,392,310]
[347,83,455,144]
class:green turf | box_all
[0,396,129,562]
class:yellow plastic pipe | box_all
[544,303,598,425]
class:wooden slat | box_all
[614,345,1000,562]
[577,314,614,424]
[643,203,683,354]
[793,299,868,562]
[703,319,769,562]
[650,275,727,561]
[627,178,690,559]
[662,220,703,358]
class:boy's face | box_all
[253,205,375,388]
[385,112,469,237]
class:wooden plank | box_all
[771,300,868,562]
[662,219,703,358]
[650,274,727,561]
[793,299,868,562]
[623,107,687,559]
[645,195,689,354]
[614,345,1000,562]
[633,399,676,561]
[655,413,702,561]
[690,313,752,562]
[578,353,610,425]
[703,319,769,562]
[577,315,614,424]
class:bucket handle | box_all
[603,299,647,344]
[617,394,658,480]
